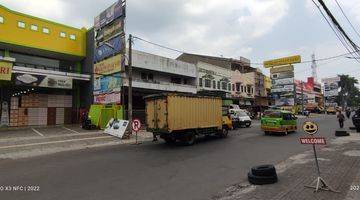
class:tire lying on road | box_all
[335,130,350,137]
[251,165,277,177]
[247,172,278,185]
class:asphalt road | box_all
[0,115,350,200]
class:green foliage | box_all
[336,75,360,107]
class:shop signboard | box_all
[273,78,294,85]
[0,61,13,81]
[94,0,125,31]
[322,77,340,97]
[275,97,295,106]
[271,84,294,92]
[93,74,122,95]
[270,65,294,74]
[307,94,316,104]
[94,92,121,104]
[95,18,124,46]
[14,73,72,89]
[271,71,294,80]
[264,55,301,68]
[94,35,125,63]
[94,54,124,77]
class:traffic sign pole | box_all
[132,119,141,145]
[301,121,339,193]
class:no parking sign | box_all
[132,119,141,132]
[132,118,141,145]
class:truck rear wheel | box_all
[182,132,196,146]
[219,127,228,138]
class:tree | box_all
[336,75,360,108]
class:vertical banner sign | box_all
[93,0,126,104]
[0,61,13,81]
[268,64,295,106]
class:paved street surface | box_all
[0,115,358,200]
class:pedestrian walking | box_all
[346,108,351,119]
[337,111,345,128]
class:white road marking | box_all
[31,128,44,137]
[0,136,113,150]
[62,126,80,134]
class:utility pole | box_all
[128,34,133,131]
[301,81,305,115]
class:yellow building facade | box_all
[0,5,86,57]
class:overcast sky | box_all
[1,0,360,82]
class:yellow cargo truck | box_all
[145,93,229,145]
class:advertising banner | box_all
[94,92,121,104]
[271,84,294,93]
[94,0,125,31]
[307,94,316,104]
[94,35,125,63]
[94,54,124,77]
[14,73,72,89]
[93,74,121,95]
[322,77,340,97]
[95,18,124,46]
[264,55,301,68]
[275,97,295,106]
[271,71,294,80]
[273,78,294,85]
[270,65,294,74]
[0,61,13,81]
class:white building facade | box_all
[196,61,232,97]
[123,50,197,94]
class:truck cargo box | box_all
[145,94,222,133]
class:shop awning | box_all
[12,66,91,81]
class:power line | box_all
[334,0,360,40]
[315,0,360,62]
[312,0,360,63]
[133,34,358,66]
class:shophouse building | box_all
[0,5,91,126]
[121,50,197,123]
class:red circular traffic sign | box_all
[132,119,141,132]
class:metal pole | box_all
[312,144,321,176]
[301,81,304,115]
[128,34,133,131]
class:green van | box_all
[261,110,297,135]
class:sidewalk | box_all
[0,127,153,160]
[214,132,360,200]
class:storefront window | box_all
[199,78,203,87]
[217,81,220,89]
[213,80,216,89]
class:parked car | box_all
[237,110,252,127]
[326,107,337,114]
[352,108,360,132]
[145,93,229,145]
[261,110,297,135]
[228,106,252,128]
